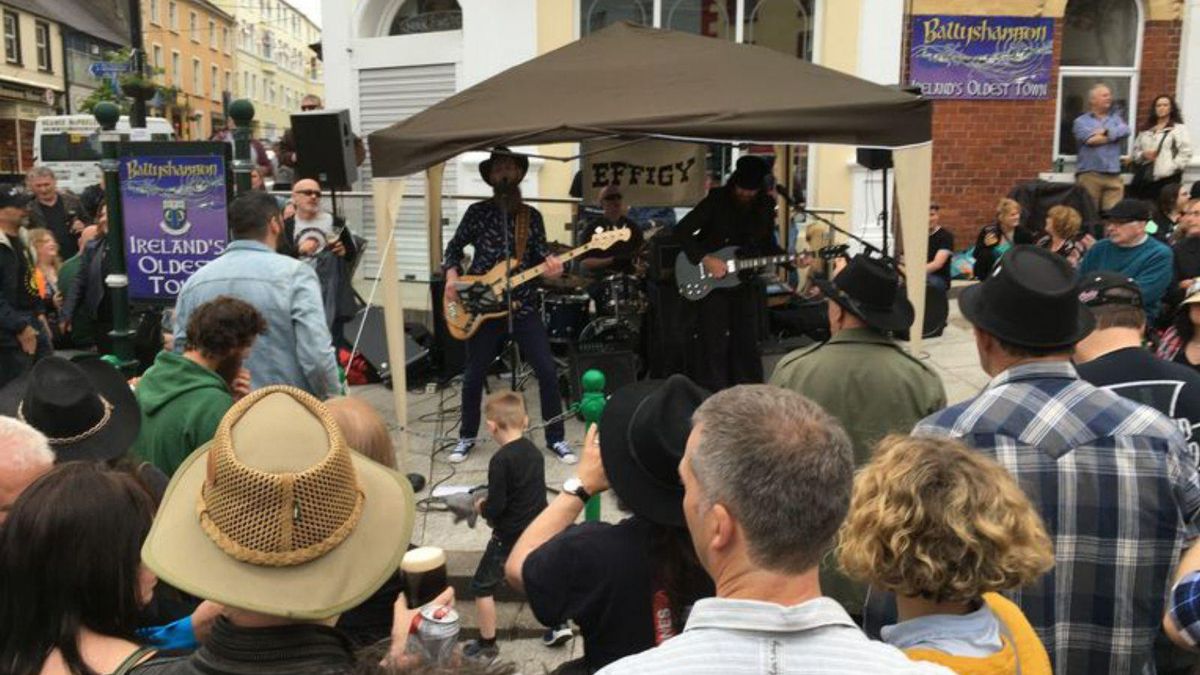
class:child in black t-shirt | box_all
[462,391,551,661]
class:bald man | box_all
[281,179,359,337]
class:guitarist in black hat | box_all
[674,155,784,391]
[442,147,572,465]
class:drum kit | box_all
[539,268,647,354]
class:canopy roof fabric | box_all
[368,22,932,178]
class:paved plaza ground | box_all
[348,295,987,672]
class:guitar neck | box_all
[508,242,599,286]
[733,253,794,270]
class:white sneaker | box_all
[551,441,578,465]
[448,439,474,464]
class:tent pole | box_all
[892,143,932,357]
[427,163,446,273]
[372,177,411,468]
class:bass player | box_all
[442,147,573,464]
[674,155,785,390]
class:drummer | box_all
[579,184,645,277]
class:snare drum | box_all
[596,274,647,315]
[541,291,591,343]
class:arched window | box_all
[665,0,733,40]
[1056,0,1142,157]
[582,0,652,36]
[388,0,462,36]
[746,0,814,60]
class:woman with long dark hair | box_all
[1132,95,1192,200]
[0,462,159,675]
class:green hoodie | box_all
[132,350,234,477]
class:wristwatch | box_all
[563,477,591,504]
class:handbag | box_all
[1132,128,1172,189]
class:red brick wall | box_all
[919,18,1182,248]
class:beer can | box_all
[409,604,460,665]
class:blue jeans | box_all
[460,312,564,446]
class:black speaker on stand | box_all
[856,148,894,256]
[291,109,359,191]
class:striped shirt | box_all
[1168,570,1200,647]
[915,361,1200,675]
[596,597,953,674]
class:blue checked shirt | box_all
[915,361,1200,675]
[1169,571,1200,648]
[443,200,551,318]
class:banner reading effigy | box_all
[909,15,1054,100]
[581,138,707,206]
[118,143,231,302]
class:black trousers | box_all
[460,312,564,446]
[689,283,763,391]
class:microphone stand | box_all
[498,189,521,392]
[776,186,890,263]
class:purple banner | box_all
[909,15,1053,100]
[119,152,229,301]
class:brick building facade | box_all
[910,0,1186,247]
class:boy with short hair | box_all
[463,391,550,661]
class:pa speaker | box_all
[568,348,638,403]
[856,148,893,171]
[292,109,358,190]
[343,305,430,383]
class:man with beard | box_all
[133,295,265,476]
[442,147,569,464]
[675,155,785,390]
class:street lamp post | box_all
[93,102,137,373]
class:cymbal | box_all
[543,273,589,290]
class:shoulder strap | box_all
[514,206,530,263]
[1155,128,1171,155]
[112,646,157,675]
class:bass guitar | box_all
[675,246,815,301]
[444,227,632,340]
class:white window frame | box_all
[211,64,219,100]
[149,0,160,26]
[189,11,198,42]
[168,2,178,31]
[192,57,201,94]
[34,20,50,72]
[3,11,19,65]
[152,43,163,71]
[1053,0,1145,161]
[209,19,216,49]
[222,26,230,53]
[171,50,180,86]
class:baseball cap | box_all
[1077,271,1142,308]
[0,184,27,209]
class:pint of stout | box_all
[401,546,448,608]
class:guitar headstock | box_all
[589,227,633,251]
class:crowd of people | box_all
[8,79,1200,674]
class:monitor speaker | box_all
[568,348,638,403]
[343,305,429,383]
[292,109,359,190]
[855,148,893,171]
[430,274,466,381]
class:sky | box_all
[288,0,322,28]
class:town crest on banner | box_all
[581,138,707,206]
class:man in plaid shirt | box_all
[915,245,1200,675]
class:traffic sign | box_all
[88,61,131,78]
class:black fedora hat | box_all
[599,374,710,528]
[731,155,769,190]
[815,255,914,332]
[478,146,529,187]
[0,356,140,462]
[959,244,1094,349]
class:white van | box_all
[33,115,175,194]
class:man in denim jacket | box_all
[173,192,339,399]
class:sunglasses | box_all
[294,189,321,197]
[602,194,623,202]
[300,105,319,111]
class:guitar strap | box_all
[514,205,530,264]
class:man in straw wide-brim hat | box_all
[135,386,415,674]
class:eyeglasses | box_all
[602,194,623,202]
[293,189,321,197]
[300,105,319,111]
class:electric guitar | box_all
[675,246,816,301]
[444,228,632,340]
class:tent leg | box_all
[372,177,410,468]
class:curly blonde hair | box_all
[1046,205,1083,240]
[837,435,1053,603]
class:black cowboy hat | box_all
[731,155,769,190]
[478,146,530,187]
[959,244,1094,349]
[815,255,914,333]
[0,356,140,463]
[599,374,710,528]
